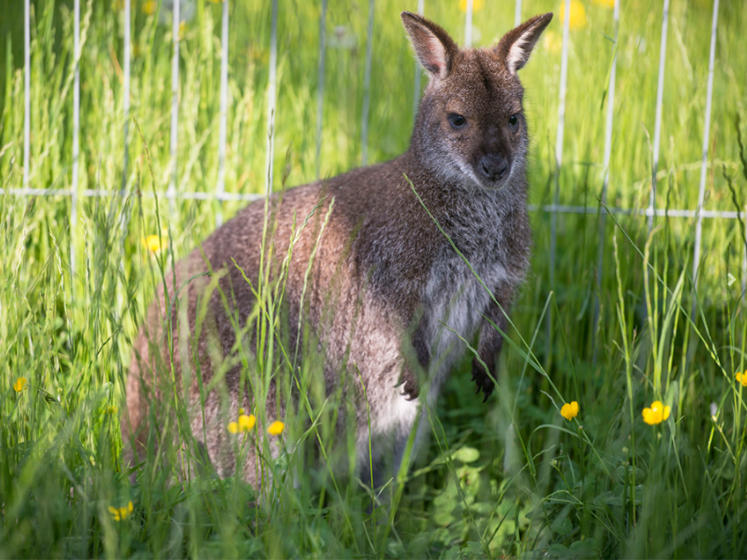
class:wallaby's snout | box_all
[479,153,510,183]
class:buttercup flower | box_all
[459,0,485,13]
[559,0,588,30]
[142,235,164,253]
[142,0,156,15]
[268,421,285,436]
[108,501,134,521]
[560,401,579,420]
[13,377,28,393]
[735,371,747,387]
[142,228,168,253]
[592,0,615,7]
[228,413,256,434]
[642,401,670,425]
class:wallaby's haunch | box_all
[124,11,553,491]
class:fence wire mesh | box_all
[8,0,747,303]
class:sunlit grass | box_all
[1,0,746,557]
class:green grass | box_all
[1,0,747,557]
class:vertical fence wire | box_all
[71,0,80,289]
[361,0,374,166]
[265,0,278,196]
[514,0,522,27]
[412,0,424,119]
[168,0,180,213]
[742,207,747,300]
[216,0,229,225]
[122,0,131,195]
[23,0,31,189]
[692,0,720,314]
[547,0,572,362]
[648,0,670,230]
[315,0,327,179]
[592,0,620,364]
[464,0,473,48]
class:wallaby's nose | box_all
[479,154,509,182]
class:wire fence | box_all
[8,0,747,301]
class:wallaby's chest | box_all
[420,194,525,372]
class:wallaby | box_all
[124,11,553,492]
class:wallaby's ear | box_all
[401,11,459,80]
[495,13,553,75]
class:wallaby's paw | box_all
[399,369,419,400]
[470,358,495,402]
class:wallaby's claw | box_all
[471,357,496,402]
[403,378,419,400]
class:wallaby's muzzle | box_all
[479,153,510,183]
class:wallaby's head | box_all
[402,11,552,190]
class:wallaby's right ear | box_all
[401,12,458,81]
[495,13,553,75]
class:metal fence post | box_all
[692,0,720,316]
[122,0,131,195]
[266,0,278,197]
[548,0,572,363]
[464,0,473,48]
[649,0,670,230]
[592,0,620,363]
[216,0,229,225]
[742,206,747,302]
[315,0,327,180]
[361,0,374,166]
[24,0,31,190]
[514,0,522,27]
[71,0,80,290]
[168,0,180,213]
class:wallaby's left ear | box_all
[495,13,553,75]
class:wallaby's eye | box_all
[448,113,467,129]
[509,114,519,126]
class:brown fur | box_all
[124,11,553,490]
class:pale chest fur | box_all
[420,189,527,402]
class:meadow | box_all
[1,0,747,557]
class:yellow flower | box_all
[458,0,485,13]
[142,0,156,15]
[142,231,166,253]
[736,372,747,387]
[106,405,118,414]
[178,21,188,41]
[592,0,615,7]
[560,401,579,420]
[13,377,28,393]
[108,501,134,521]
[544,30,562,54]
[559,0,588,30]
[642,401,671,425]
[268,420,285,436]
[207,0,224,3]
[228,413,256,434]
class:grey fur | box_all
[123,11,553,491]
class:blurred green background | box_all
[1,0,747,557]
